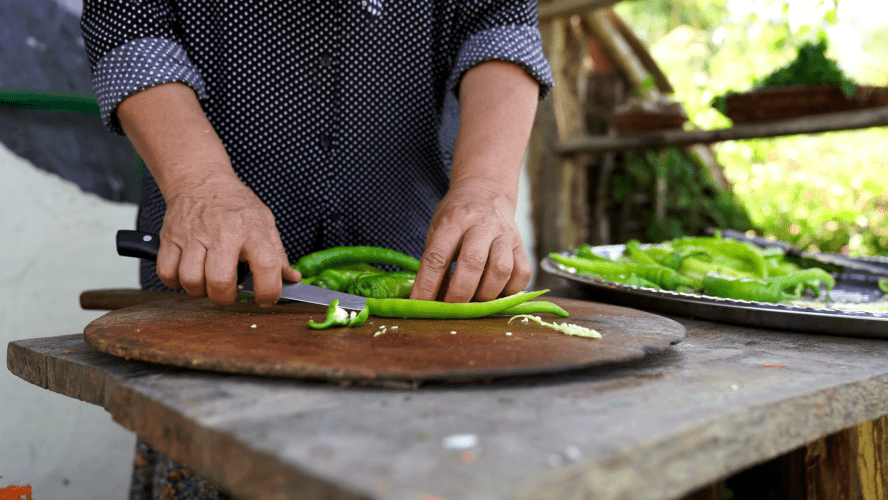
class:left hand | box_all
[409,179,531,302]
[409,60,539,302]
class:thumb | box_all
[283,264,302,283]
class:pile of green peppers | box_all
[551,234,837,304]
[291,246,568,330]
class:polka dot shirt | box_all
[81,0,554,291]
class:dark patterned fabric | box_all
[82,2,551,497]
[81,0,552,291]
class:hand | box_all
[115,82,300,307]
[157,170,301,307]
[409,60,538,302]
[410,179,531,302]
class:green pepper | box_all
[307,299,370,329]
[313,265,383,292]
[348,271,416,299]
[307,300,351,329]
[702,267,835,303]
[624,240,660,266]
[305,290,562,329]
[766,268,835,298]
[294,246,420,277]
[500,300,569,318]
[575,243,611,262]
[550,253,696,291]
[366,289,550,319]
[702,274,790,303]
[671,236,769,278]
[581,271,662,290]
[879,280,888,294]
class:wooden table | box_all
[9,293,888,500]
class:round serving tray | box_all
[542,244,888,339]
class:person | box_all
[82,1,552,498]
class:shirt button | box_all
[320,134,332,150]
[320,53,331,67]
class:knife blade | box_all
[713,228,888,279]
[116,230,368,310]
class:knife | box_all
[115,230,368,310]
[712,228,888,279]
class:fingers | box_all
[205,242,240,306]
[470,235,515,302]
[155,184,298,307]
[241,244,283,308]
[156,237,183,290]
[159,232,293,308]
[444,229,493,303]
[502,243,532,297]
[178,243,209,297]
[412,225,530,303]
[410,235,459,301]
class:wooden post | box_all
[527,15,589,287]
[806,416,888,500]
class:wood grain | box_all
[12,308,888,500]
[82,296,685,384]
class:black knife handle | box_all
[116,230,159,261]
[115,229,250,282]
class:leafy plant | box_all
[615,0,888,257]
[712,39,858,115]
[611,148,752,243]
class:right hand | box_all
[115,82,300,308]
[157,170,301,308]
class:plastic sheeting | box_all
[1,0,141,203]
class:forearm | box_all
[451,60,540,206]
[116,82,236,198]
[411,61,540,302]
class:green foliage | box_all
[614,148,752,243]
[615,0,888,256]
[756,38,853,91]
[712,38,858,114]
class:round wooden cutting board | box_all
[83,296,685,385]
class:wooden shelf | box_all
[538,0,628,20]
[556,106,888,154]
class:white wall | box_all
[1,141,138,499]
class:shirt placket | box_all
[318,1,344,240]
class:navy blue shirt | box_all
[82,0,553,291]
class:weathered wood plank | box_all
[806,415,888,500]
[528,18,589,287]
[11,306,888,500]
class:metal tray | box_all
[542,244,888,339]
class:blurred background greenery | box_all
[614,0,888,256]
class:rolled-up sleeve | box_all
[81,0,207,133]
[448,0,554,100]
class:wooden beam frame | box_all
[538,0,630,21]
[557,106,888,154]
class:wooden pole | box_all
[557,106,888,154]
[527,17,589,287]
[538,0,630,21]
